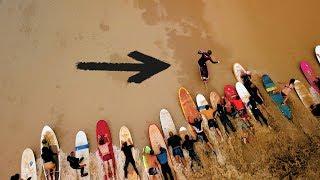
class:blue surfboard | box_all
[262,74,292,120]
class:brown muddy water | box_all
[1,0,320,179]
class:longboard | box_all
[300,60,319,93]
[196,94,214,120]
[209,91,221,112]
[294,80,315,113]
[310,87,320,104]
[148,124,176,177]
[40,125,60,180]
[160,109,177,140]
[75,131,90,180]
[118,126,139,180]
[262,74,292,119]
[315,45,320,63]
[179,87,200,124]
[233,63,246,83]
[235,82,251,105]
[21,148,37,180]
[96,120,116,179]
[224,85,238,101]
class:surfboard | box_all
[148,124,175,177]
[21,148,37,180]
[233,63,246,83]
[262,74,292,119]
[209,91,221,112]
[40,125,60,180]
[235,82,251,105]
[96,120,116,179]
[160,109,177,140]
[300,60,319,93]
[179,87,200,124]
[118,126,139,180]
[224,85,238,101]
[75,131,90,180]
[294,80,315,112]
[196,94,214,120]
[310,87,320,104]
[315,45,320,63]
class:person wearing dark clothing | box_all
[182,135,202,169]
[156,147,174,180]
[217,104,236,134]
[310,104,320,116]
[197,50,219,81]
[41,139,58,180]
[247,96,269,127]
[241,71,252,90]
[67,151,88,177]
[121,141,139,178]
[189,117,209,143]
[248,84,263,105]
[167,132,186,166]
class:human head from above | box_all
[289,79,295,87]
[169,131,173,137]
[207,50,212,55]
[70,151,75,157]
[122,141,127,147]
[205,105,210,110]
[184,135,190,141]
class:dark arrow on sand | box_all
[76,51,170,83]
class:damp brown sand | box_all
[1,0,320,179]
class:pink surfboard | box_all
[300,60,319,93]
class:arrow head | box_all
[127,51,170,83]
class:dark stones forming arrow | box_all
[76,51,170,83]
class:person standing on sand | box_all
[182,135,202,170]
[216,104,237,135]
[67,151,88,177]
[201,105,224,141]
[247,96,269,127]
[280,79,295,104]
[167,131,186,167]
[197,50,220,81]
[143,146,162,180]
[156,147,174,180]
[121,141,140,179]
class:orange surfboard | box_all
[178,87,200,124]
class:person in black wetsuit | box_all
[67,151,88,177]
[197,50,220,81]
[41,139,57,180]
[121,141,140,179]
[310,104,320,116]
[247,96,269,127]
[216,104,236,135]
[189,117,215,151]
[167,131,186,166]
[182,135,202,170]
[156,147,174,180]
[240,71,252,90]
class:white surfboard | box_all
[75,131,90,180]
[160,109,177,140]
[21,148,37,180]
[315,45,320,63]
[40,125,60,180]
[235,82,251,105]
[233,63,246,83]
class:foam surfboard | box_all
[75,131,90,180]
[40,125,60,180]
[300,60,319,93]
[21,148,37,180]
[315,45,320,63]
[294,80,316,113]
[160,109,177,140]
[233,63,246,83]
[96,120,116,179]
[310,87,320,104]
[209,91,221,112]
[235,82,251,105]
[118,126,139,180]
[262,74,292,119]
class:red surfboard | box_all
[224,85,237,101]
[96,120,116,180]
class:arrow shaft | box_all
[77,62,144,72]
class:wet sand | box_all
[1,0,320,179]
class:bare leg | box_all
[215,128,223,141]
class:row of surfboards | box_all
[19,59,319,180]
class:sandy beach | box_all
[1,0,320,179]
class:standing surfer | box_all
[197,50,220,82]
